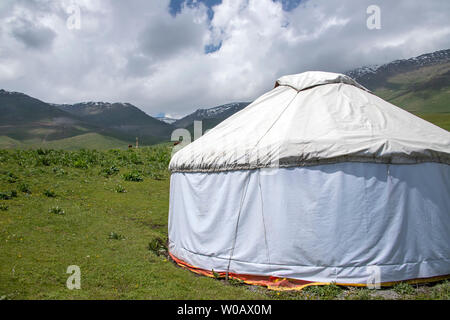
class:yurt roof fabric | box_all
[274,71,369,92]
[170,72,450,173]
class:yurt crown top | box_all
[275,71,369,92]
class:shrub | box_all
[52,167,67,176]
[147,237,167,256]
[37,157,51,166]
[0,204,8,211]
[6,172,18,183]
[43,190,56,198]
[73,159,88,169]
[18,183,31,194]
[122,171,143,182]
[228,277,245,286]
[36,148,48,156]
[393,282,415,296]
[109,232,125,240]
[345,288,372,300]
[428,280,450,300]
[303,283,343,299]
[100,166,119,177]
[212,269,223,280]
[49,206,65,215]
[0,191,17,200]
[114,185,127,193]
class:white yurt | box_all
[168,71,450,290]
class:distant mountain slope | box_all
[39,132,130,150]
[0,133,129,150]
[371,63,450,114]
[173,102,251,131]
[55,102,173,145]
[0,135,23,149]
[346,49,450,90]
[155,116,178,124]
[345,49,450,115]
[0,90,172,148]
[0,89,101,143]
[0,89,75,125]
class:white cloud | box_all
[0,0,449,118]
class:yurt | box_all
[168,71,450,290]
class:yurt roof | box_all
[170,71,450,173]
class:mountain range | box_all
[0,49,449,149]
[0,91,173,149]
[155,116,178,125]
[171,102,251,137]
[346,49,450,90]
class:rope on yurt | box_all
[257,170,271,266]
[225,170,251,280]
[253,92,299,147]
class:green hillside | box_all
[0,90,69,125]
[374,63,450,114]
[58,102,174,143]
[37,133,130,150]
[0,133,130,151]
[370,63,450,131]
[0,91,171,149]
[0,136,23,149]
[415,113,450,131]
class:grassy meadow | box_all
[0,133,130,151]
[0,145,448,300]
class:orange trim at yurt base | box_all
[169,252,321,291]
[169,253,450,291]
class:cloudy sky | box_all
[0,0,449,118]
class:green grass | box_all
[0,146,266,299]
[0,146,448,300]
[302,283,342,299]
[415,113,450,131]
[393,282,415,296]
